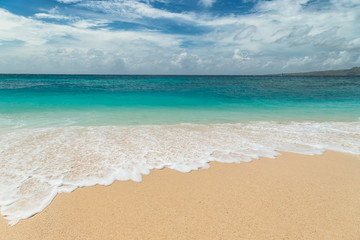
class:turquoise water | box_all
[0,75,359,127]
[1,74,360,225]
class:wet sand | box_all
[1,151,360,239]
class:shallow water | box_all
[0,75,359,225]
[1,75,359,127]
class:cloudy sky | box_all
[0,0,359,74]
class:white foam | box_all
[0,121,359,225]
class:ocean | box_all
[1,74,359,225]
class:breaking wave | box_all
[0,121,359,225]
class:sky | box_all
[0,0,359,74]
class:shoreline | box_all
[1,151,360,239]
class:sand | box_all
[1,151,360,239]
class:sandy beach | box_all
[2,0,360,239]
[1,151,360,239]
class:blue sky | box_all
[0,0,359,74]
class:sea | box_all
[0,74,359,225]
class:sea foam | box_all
[0,121,359,225]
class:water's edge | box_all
[1,121,359,225]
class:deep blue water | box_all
[0,74,359,127]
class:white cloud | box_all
[255,0,308,14]
[34,7,74,20]
[283,56,312,69]
[79,0,196,22]
[71,19,110,28]
[232,49,250,61]
[323,51,352,67]
[57,0,82,3]
[34,13,72,20]
[199,0,217,7]
[0,8,183,74]
[0,0,360,74]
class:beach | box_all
[1,151,359,239]
[1,75,360,238]
[2,0,360,238]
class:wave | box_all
[0,121,359,225]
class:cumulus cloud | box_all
[233,49,250,61]
[0,8,181,74]
[0,0,359,74]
